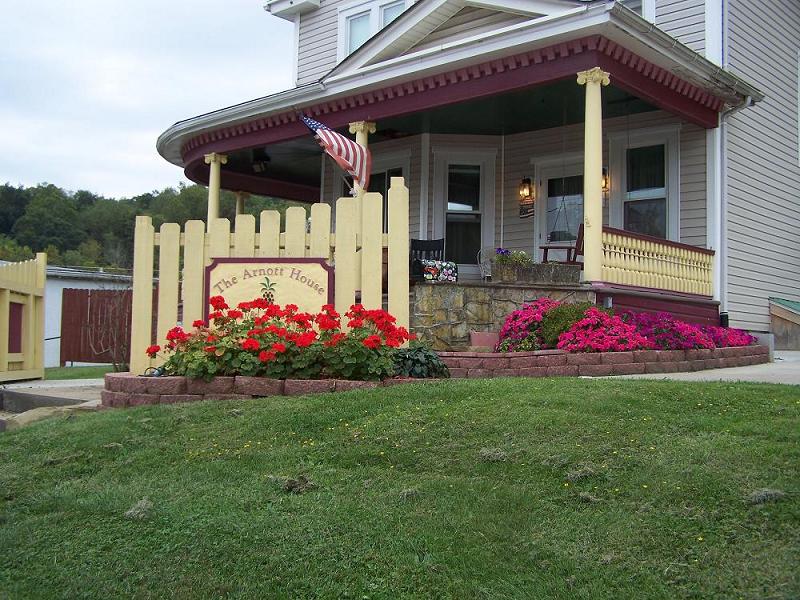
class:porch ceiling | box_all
[210,81,656,198]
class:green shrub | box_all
[539,302,611,348]
[495,334,540,353]
[392,342,450,379]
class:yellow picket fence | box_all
[600,227,714,296]
[0,253,46,382]
[129,178,410,375]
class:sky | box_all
[0,0,294,198]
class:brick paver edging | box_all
[437,345,769,378]
[102,374,442,408]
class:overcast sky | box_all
[0,1,294,198]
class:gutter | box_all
[717,94,754,313]
[157,1,764,167]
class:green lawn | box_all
[1,379,798,599]
[45,365,114,380]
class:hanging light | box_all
[519,177,533,202]
[601,167,610,195]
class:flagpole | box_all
[348,121,375,297]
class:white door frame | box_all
[530,151,583,262]
[432,147,496,276]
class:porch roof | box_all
[156,1,763,197]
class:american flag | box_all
[301,114,371,194]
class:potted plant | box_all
[492,248,534,283]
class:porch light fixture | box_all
[518,177,533,202]
[601,167,610,195]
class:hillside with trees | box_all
[0,183,307,270]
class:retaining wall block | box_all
[160,394,203,404]
[234,377,284,397]
[546,366,580,377]
[567,353,602,366]
[146,376,187,395]
[518,367,549,377]
[611,363,646,375]
[128,393,160,407]
[334,380,381,392]
[283,380,336,396]
[186,377,235,395]
[578,364,615,377]
[601,352,635,365]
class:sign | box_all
[519,199,535,219]
[204,258,334,316]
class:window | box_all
[624,145,667,238]
[346,12,371,55]
[617,0,655,21]
[445,164,482,265]
[338,0,411,59]
[609,126,680,241]
[619,0,643,14]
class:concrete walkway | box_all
[2,378,104,403]
[618,351,800,385]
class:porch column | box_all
[577,67,610,282]
[204,152,228,232]
[348,121,376,198]
[235,191,249,216]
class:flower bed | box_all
[494,299,758,354]
[148,297,422,382]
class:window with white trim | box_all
[617,0,655,21]
[609,126,680,240]
[338,0,412,60]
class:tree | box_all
[0,184,31,234]
[12,185,86,251]
[0,234,34,261]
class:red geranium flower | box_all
[272,342,287,353]
[362,335,382,349]
[145,345,160,357]
[192,319,206,328]
[227,309,243,320]
[258,350,276,363]
[209,295,228,310]
[241,338,260,351]
[204,345,217,353]
[324,333,346,347]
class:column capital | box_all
[348,121,377,135]
[204,152,228,165]
[576,67,610,86]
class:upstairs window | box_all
[619,0,643,14]
[338,0,412,60]
[617,0,655,20]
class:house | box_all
[156,0,800,346]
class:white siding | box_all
[321,135,422,241]
[499,111,706,255]
[342,111,705,259]
[724,0,800,331]
[404,7,529,55]
[655,0,705,54]
[297,0,345,85]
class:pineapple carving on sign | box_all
[204,258,334,317]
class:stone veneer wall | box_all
[411,282,595,350]
[438,345,770,378]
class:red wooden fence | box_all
[60,289,133,366]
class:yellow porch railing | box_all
[600,227,714,296]
[0,253,46,382]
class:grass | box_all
[45,365,114,380]
[1,378,798,599]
